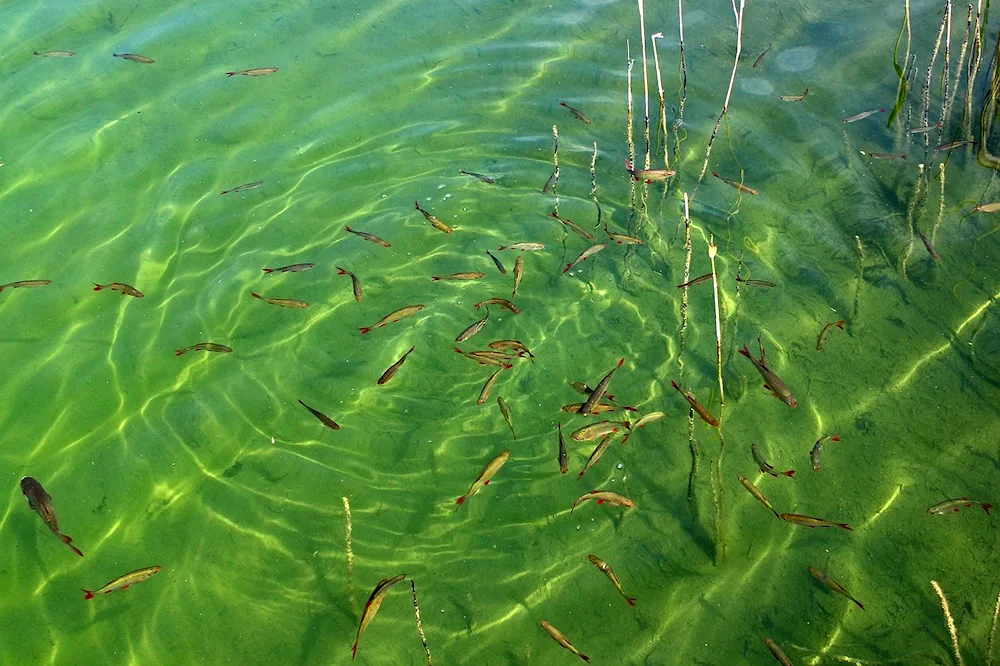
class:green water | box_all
[2,0,1000,664]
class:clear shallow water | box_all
[2,0,999,664]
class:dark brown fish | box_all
[736,276,777,288]
[676,273,713,289]
[816,320,845,351]
[0,279,51,294]
[765,637,793,666]
[488,339,534,362]
[558,423,568,474]
[226,67,278,77]
[93,282,143,298]
[485,250,506,274]
[779,513,852,530]
[336,267,363,302]
[250,292,309,309]
[20,477,83,557]
[919,231,940,260]
[809,566,865,610]
[866,151,907,160]
[669,380,719,427]
[713,171,758,195]
[175,343,232,356]
[752,43,771,69]
[352,574,407,659]
[298,399,340,430]
[474,298,520,314]
[378,346,415,385]
[778,88,809,101]
[540,620,590,662]
[810,434,839,471]
[549,212,596,241]
[263,263,315,274]
[345,226,391,247]
[359,304,425,334]
[542,169,557,194]
[579,357,625,415]
[459,169,495,184]
[415,201,454,233]
[560,101,592,124]
[220,180,263,195]
[113,52,154,63]
[456,310,489,343]
[936,140,977,151]
[752,443,795,478]
[738,337,797,407]
[624,159,675,182]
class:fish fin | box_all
[262,268,274,274]
[336,267,347,275]
[839,523,853,531]
[174,349,184,356]
[60,534,83,557]
[984,503,993,515]
[431,277,441,281]
[831,435,841,442]
[352,641,359,659]
[121,585,130,591]
[596,499,605,504]
[83,589,95,600]
[359,327,372,335]
[456,496,465,505]
[855,600,865,611]
[563,263,572,273]
[225,71,237,77]
[344,225,354,233]
[580,654,590,662]
[93,284,103,291]
[738,344,751,358]
[783,470,796,478]
[626,597,636,607]
[483,480,490,486]
[414,201,421,210]
[250,292,263,300]
[835,320,846,329]
[560,101,568,107]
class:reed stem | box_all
[943,4,972,139]
[854,235,866,321]
[590,142,602,229]
[673,0,688,149]
[551,124,560,215]
[343,496,356,613]
[651,32,670,169]
[902,163,926,278]
[709,236,725,409]
[411,580,433,666]
[988,584,1000,666]
[637,0,651,169]
[626,41,635,170]
[697,0,746,183]
[931,580,965,666]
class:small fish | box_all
[113,53,154,63]
[456,310,490,343]
[34,50,76,57]
[568,382,616,403]
[927,498,993,515]
[175,342,232,356]
[778,513,852,530]
[629,411,664,429]
[415,201,454,233]
[579,357,625,415]
[624,159,675,182]
[973,201,1000,213]
[377,346,415,385]
[478,366,506,405]
[752,43,772,69]
[676,273,713,288]
[588,554,636,606]
[603,224,644,245]
[454,347,514,368]
[669,380,719,427]
[512,256,524,297]
[842,108,887,123]
[560,101,592,124]
[298,399,340,430]
[738,337,797,407]
[808,566,865,610]
[736,276,777,287]
[572,490,635,511]
[816,320,845,351]
[542,169,557,194]
[563,243,607,273]
[359,304,425,334]
[485,250,506,274]
[936,140,978,151]
[250,291,308,309]
[549,212,596,241]
[752,443,795,478]
[220,180,263,195]
[570,420,630,442]
[579,435,612,478]
[558,423,568,474]
[93,282,144,298]
[226,67,278,77]
[562,402,632,415]
[459,169,495,184]
[864,151,907,160]
[487,339,534,361]
[83,565,161,599]
[352,574,407,659]
[810,434,839,471]
[909,123,942,134]
[20,477,84,557]
[456,449,511,508]
[498,242,545,252]
[737,474,779,518]
[712,171,759,195]
[919,231,940,260]
[264,263,315,274]
[540,620,590,662]
[779,88,809,101]
[345,225,391,247]
[497,396,516,440]
[764,637,794,666]
[431,272,485,281]
[336,266,364,302]
[474,297,520,314]
[0,279,51,294]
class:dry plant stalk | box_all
[626,41,636,169]
[637,0,651,168]
[931,580,965,666]
[411,579,433,665]
[551,124,560,214]
[679,193,693,346]
[651,33,670,169]
[343,496,356,613]
[708,236,725,409]
[673,0,688,144]
[943,4,972,139]
[697,0,747,183]
[590,142,602,228]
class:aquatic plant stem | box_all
[551,125,560,216]
[931,580,965,666]
[709,236,725,409]
[988,584,1000,666]
[590,142,602,229]
[697,0,746,183]
[626,41,635,171]
[343,496,356,613]
[943,4,972,139]
[637,0,651,169]
[411,580,433,665]
[673,0,688,159]
[651,32,670,169]
[922,6,948,163]
[901,163,926,278]
[854,235,866,321]
[679,193,692,357]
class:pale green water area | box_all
[3,0,1000,664]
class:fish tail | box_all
[670,379,681,392]
[225,71,237,77]
[175,349,185,356]
[336,266,347,275]
[738,344,751,358]
[580,654,590,662]
[60,534,83,557]
[414,201,420,210]
[839,523,853,531]
[431,276,441,281]
[359,327,372,335]
[984,503,993,515]
[351,641,358,659]
[835,320,846,329]
[262,268,274,274]
[854,599,866,611]
[560,101,567,107]
[625,596,636,607]
[344,225,354,233]
[83,589,95,600]
[563,263,572,273]
[250,292,263,300]
[93,284,103,291]
[831,434,841,442]
[783,470,796,478]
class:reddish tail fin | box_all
[414,201,420,210]
[782,470,796,478]
[262,268,274,274]
[226,72,237,77]
[738,344,751,358]
[431,277,441,281]
[831,435,841,442]
[626,597,636,607]
[984,503,993,515]
[345,225,354,233]
[560,101,568,107]
[83,589,95,600]
[93,284,103,291]
[60,534,83,557]
[456,496,465,505]
[563,263,572,273]
[251,292,265,300]
[835,320,846,329]
[175,349,185,356]
[839,523,853,531]
[352,641,359,659]
[359,327,372,335]
[336,267,347,275]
